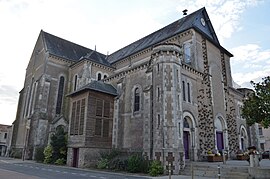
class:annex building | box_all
[11,8,251,173]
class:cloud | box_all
[0,85,19,105]
[233,68,270,88]
[230,44,270,63]
[176,0,262,43]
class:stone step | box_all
[181,163,250,178]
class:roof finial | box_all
[182,9,188,16]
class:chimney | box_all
[182,9,188,16]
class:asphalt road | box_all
[0,157,150,179]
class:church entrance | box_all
[183,131,190,159]
[216,131,224,151]
[72,148,79,167]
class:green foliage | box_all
[97,158,109,169]
[43,145,53,164]
[148,160,164,176]
[54,158,66,165]
[242,76,270,128]
[50,126,67,164]
[34,147,45,162]
[108,156,128,171]
[127,154,146,173]
[100,149,121,161]
[11,149,22,159]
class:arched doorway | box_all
[239,126,248,151]
[182,113,196,160]
[215,116,227,152]
[183,118,190,159]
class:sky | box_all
[0,0,270,125]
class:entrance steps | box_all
[180,161,251,179]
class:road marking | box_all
[0,160,9,163]
[29,166,34,168]
[55,170,60,173]
[99,177,107,179]
[80,173,87,176]
[71,172,77,175]
[35,167,40,169]
[62,171,68,174]
[89,175,97,178]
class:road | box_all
[0,157,150,179]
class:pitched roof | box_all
[40,7,232,66]
[107,7,232,63]
[41,30,111,66]
[67,80,118,97]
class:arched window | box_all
[134,88,140,112]
[183,42,191,64]
[73,75,78,91]
[182,81,186,101]
[183,118,190,128]
[97,73,102,81]
[56,76,65,115]
[187,82,191,102]
[104,75,107,79]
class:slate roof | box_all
[42,31,110,66]
[41,7,232,67]
[67,81,118,97]
[107,7,232,63]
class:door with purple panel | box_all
[216,131,224,151]
[183,131,190,159]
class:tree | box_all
[241,76,270,128]
[50,126,67,164]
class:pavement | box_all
[1,157,270,179]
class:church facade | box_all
[11,8,250,173]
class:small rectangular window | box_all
[96,99,103,117]
[95,119,102,136]
[104,101,110,118]
[103,120,109,137]
[4,133,7,139]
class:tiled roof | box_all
[67,81,118,97]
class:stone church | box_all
[11,7,250,173]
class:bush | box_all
[43,145,53,164]
[55,158,66,165]
[108,156,128,171]
[149,160,164,176]
[100,149,121,161]
[127,154,146,173]
[97,158,109,169]
[34,147,45,162]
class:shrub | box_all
[100,149,121,161]
[127,154,145,173]
[55,158,66,165]
[97,158,109,169]
[43,145,53,164]
[149,160,164,176]
[108,156,128,171]
[34,147,45,162]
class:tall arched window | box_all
[97,73,102,81]
[56,76,65,115]
[134,88,140,112]
[73,75,78,91]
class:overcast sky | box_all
[1,0,270,125]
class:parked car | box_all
[262,151,269,159]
